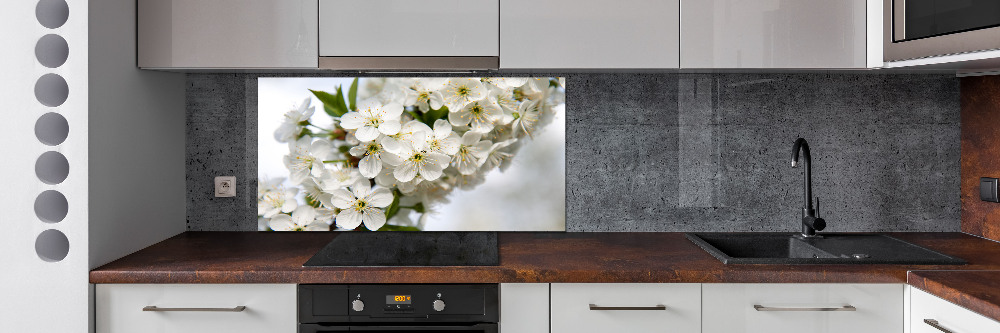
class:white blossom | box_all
[349,138,402,178]
[340,99,404,141]
[274,98,315,143]
[283,137,334,185]
[425,119,460,155]
[442,78,487,111]
[449,99,502,134]
[392,138,451,182]
[403,78,448,112]
[330,180,394,230]
[479,138,517,171]
[257,177,298,218]
[452,132,492,175]
[268,206,329,231]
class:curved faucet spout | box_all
[791,138,824,237]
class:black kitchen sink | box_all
[686,233,966,265]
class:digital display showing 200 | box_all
[386,295,412,304]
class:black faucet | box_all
[791,138,826,237]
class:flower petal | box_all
[340,112,365,129]
[359,154,381,178]
[394,162,418,182]
[433,119,452,138]
[330,189,356,209]
[304,221,329,231]
[419,162,444,181]
[367,188,394,208]
[380,151,402,166]
[362,207,387,230]
[336,209,362,229]
[268,214,294,231]
[351,180,372,198]
[378,119,401,136]
[355,126,380,142]
[382,103,404,119]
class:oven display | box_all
[386,295,412,304]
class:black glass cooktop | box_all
[303,232,499,267]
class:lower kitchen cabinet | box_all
[910,287,1000,333]
[500,284,549,333]
[95,284,297,333]
[551,283,702,333]
[702,283,903,333]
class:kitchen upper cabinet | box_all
[96,284,297,333]
[137,0,318,69]
[319,0,499,57]
[681,0,872,68]
[910,287,1000,333]
[702,284,903,333]
[500,0,680,69]
[551,283,701,333]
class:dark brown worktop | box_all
[91,232,1000,285]
[909,270,1000,323]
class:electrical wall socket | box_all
[215,176,236,197]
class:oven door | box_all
[885,0,1000,61]
[300,323,498,333]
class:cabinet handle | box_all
[753,305,856,312]
[924,319,955,333]
[589,304,667,311]
[143,306,247,312]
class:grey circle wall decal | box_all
[35,151,69,185]
[36,0,69,29]
[35,229,69,262]
[35,34,69,68]
[34,73,69,107]
[34,190,68,223]
[35,112,69,146]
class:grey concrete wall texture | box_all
[186,73,961,232]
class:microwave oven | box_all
[884,0,1000,62]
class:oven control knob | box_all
[432,299,446,312]
[352,299,364,312]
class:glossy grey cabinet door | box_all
[681,0,869,68]
[319,0,499,57]
[501,0,680,69]
[138,0,318,69]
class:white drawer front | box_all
[702,283,903,333]
[319,0,499,57]
[96,284,296,333]
[911,288,1000,333]
[551,283,701,333]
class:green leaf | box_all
[310,89,347,117]
[377,224,422,231]
[335,86,350,114]
[421,106,449,126]
[348,78,359,111]
[383,190,401,221]
[407,110,425,124]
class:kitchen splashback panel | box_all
[187,73,960,232]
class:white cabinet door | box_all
[681,0,869,68]
[500,0,680,69]
[911,287,1000,333]
[500,284,549,333]
[702,283,903,333]
[137,0,318,69]
[319,0,499,57]
[96,284,297,333]
[551,283,701,333]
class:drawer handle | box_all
[143,306,247,312]
[924,319,955,333]
[753,305,856,312]
[589,304,667,311]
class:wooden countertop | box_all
[90,232,1000,322]
[908,270,1000,323]
[91,232,1000,284]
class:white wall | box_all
[0,0,90,331]
[88,0,186,270]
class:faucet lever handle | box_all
[815,197,820,218]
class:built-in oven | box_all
[299,284,498,333]
[884,0,1000,61]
